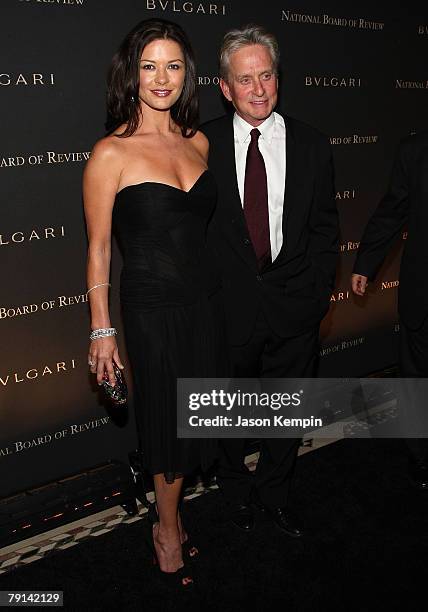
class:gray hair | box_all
[219,24,280,81]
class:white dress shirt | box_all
[233,111,286,261]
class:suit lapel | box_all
[222,115,245,223]
[282,114,297,240]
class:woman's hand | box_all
[88,336,124,386]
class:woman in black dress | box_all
[83,19,224,586]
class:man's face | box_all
[220,44,278,127]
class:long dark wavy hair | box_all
[106,19,198,138]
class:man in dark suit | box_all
[201,25,339,533]
[352,130,428,489]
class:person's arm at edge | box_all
[352,139,410,296]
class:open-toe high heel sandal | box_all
[147,501,199,562]
[144,522,194,589]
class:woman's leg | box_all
[153,474,184,573]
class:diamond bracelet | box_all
[89,327,117,341]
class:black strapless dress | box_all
[113,170,225,482]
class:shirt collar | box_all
[233,111,277,145]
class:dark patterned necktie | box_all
[243,128,271,269]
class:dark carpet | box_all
[1,439,427,611]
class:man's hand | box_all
[351,274,368,296]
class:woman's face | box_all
[138,38,185,112]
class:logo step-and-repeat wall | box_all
[1,0,427,497]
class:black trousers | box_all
[216,309,319,509]
[399,318,428,463]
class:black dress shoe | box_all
[265,507,303,537]
[229,503,255,531]
[411,461,428,490]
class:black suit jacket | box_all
[353,131,428,330]
[201,113,339,345]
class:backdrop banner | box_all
[1,0,427,497]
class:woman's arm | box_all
[83,138,124,386]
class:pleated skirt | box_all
[122,290,228,482]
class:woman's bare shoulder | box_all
[90,133,126,162]
[189,130,209,160]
